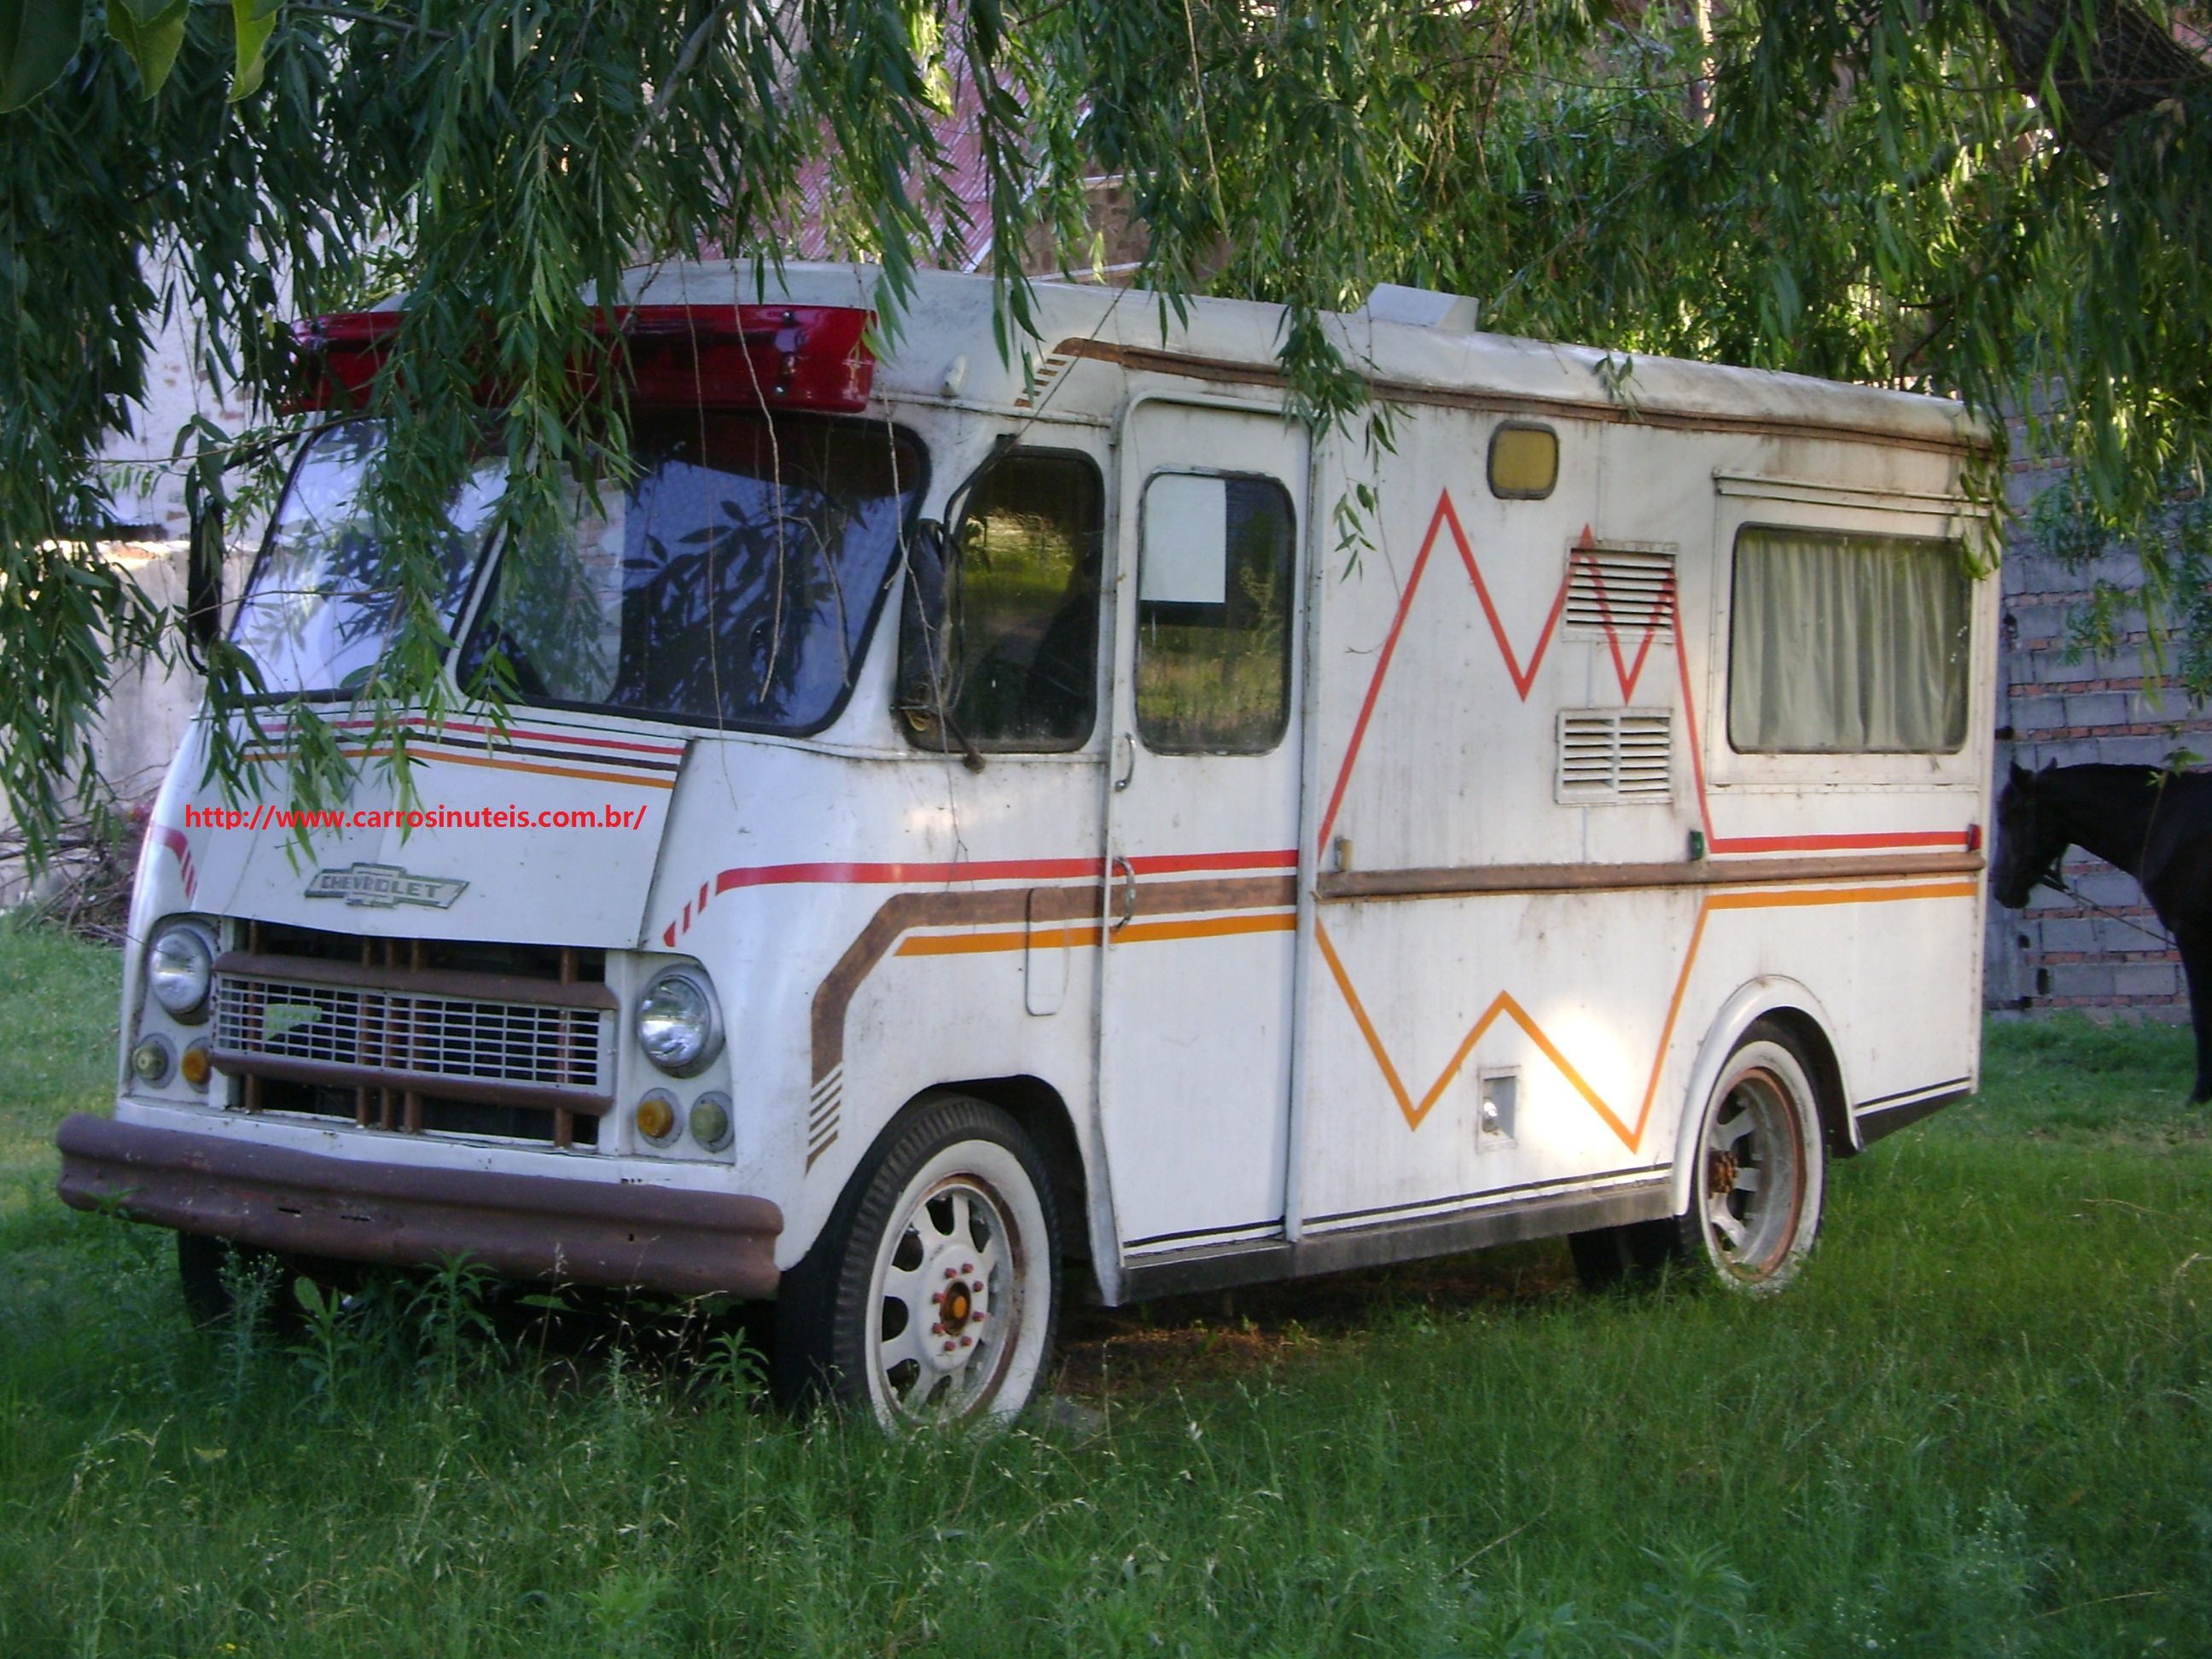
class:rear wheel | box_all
[773,1096,1060,1427]
[1676,1024,1825,1291]
[1566,1217,1677,1289]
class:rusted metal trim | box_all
[1316,850,1985,903]
[1117,1178,1674,1301]
[1054,339,1988,459]
[54,1113,781,1299]
[1852,1083,1970,1149]
[207,1050,614,1115]
[212,950,619,1010]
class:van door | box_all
[1096,400,1309,1257]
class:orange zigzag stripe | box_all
[1317,880,1978,1148]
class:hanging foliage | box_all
[3,0,2210,850]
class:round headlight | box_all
[147,923,215,1020]
[636,966,722,1076]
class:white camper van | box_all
[58,265,1995,1424]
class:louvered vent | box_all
[1557,709,1673,804]
[1563,547,1676,641]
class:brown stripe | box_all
[1055,339,1988,459]
[806,872,1299,1087]
[896,911,1298,958]
[812,886,1097,1086]
[1317,851,1983,903]
[1132,874,1297,916]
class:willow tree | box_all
[3,0,2209,846]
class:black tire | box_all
[176,1231,287,1329]
[1674,1021,1826,1292]
[772,1095,1062,1426]
[177,1231,341,1330]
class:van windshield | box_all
[458,410,925,732]
[232,422,503,695]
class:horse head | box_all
[1991,760,2068,909]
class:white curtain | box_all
[1729,529,1970,753]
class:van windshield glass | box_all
[233,422,502,694]
[460,410,924,732]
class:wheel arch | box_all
[1667,977,1854,1217]
[903,1074,1096,1284]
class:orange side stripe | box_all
[895,911,1295,958]
[1314,922,1419,1125]
[1708,880,1978,910]
[1324,878,1978,1149]
[899,926,1099,957]
[407,748,679,790]
[243,744,676,791]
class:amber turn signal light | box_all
[634,1090,678,1146]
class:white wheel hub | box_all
[861,1138,1051,1423]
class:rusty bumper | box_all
[55,1114,782,1299]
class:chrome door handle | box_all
[1112,732,1136,793]
[1110,855,1137,931]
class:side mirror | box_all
[894,519,955,725]
[186,499,225,660]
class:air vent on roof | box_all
[1557,709,1673,805]
[1356,284,1480,332]
[1563,547,1676,642]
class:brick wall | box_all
[1986,436,2210,1017]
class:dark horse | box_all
[1993,760,2212,1101]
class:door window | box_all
[902,450,1103,751]
[1134,472,1295,754]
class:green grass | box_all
[2,923,2208,1656]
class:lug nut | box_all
[971,1312,985,1323]
[943,1267,958,1279]
[930,1291,942,1304]
[961,1262,974,1273]
[942,1341,956,1353]
[931,1323,944,1336]
[960,1336,973,1348]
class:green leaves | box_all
[6,0,2212,862]
[106,0,187,98]
[0,0,82,110]
[5,0,274,108]
[228,0,279,100]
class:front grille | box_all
[209,935,615,1145]
[215,975,606,1091]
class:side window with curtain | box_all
[903,450,1104,751]
[1135,472,1296,754]
[1727,527,1970,754]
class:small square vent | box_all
[1557,708,1673,804]
[1563,547,1676,642]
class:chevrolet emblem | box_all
[304,862,469,910]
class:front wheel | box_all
[1677,1024,1826,1291]
[773,1096,1061,1427]
[177,1231,312,1330]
